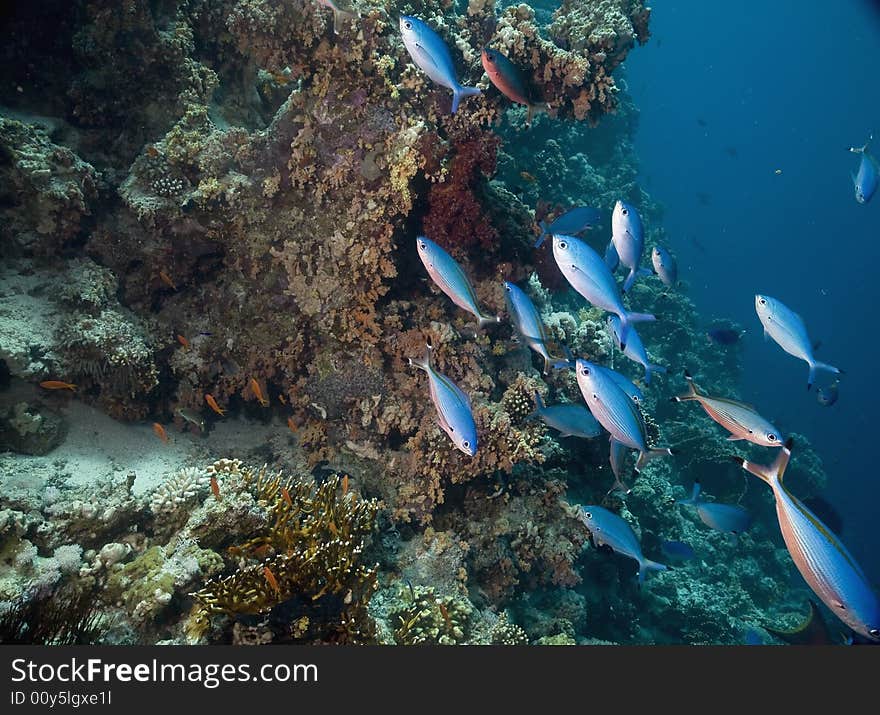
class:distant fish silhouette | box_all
[696,192,712,206]
[706,327,744,345]
[724,146,739,159]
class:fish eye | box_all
[580,366,590,375]
[621,208,628,216]
[462,440,470,449]
[632,396,641,403]
[870,628,880,638]
[404,21,412,30]
[418,240,427,250]
[504,284,511,292]
[759,298,766,305]
[584,511,592,519]
[559,240,567,249]
[768,434,777,442]
[592,393,598,400]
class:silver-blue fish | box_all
[651,246,678,287]
[597,365,644,404]
[677,481,752,534]
[503,281,567,373]
[529,392,602,439]
[607,315,666,385]
[399,16,481,114]
[416,236,499,329]
[534,206,602,248]
[733,439,880,641]
[552,234,655,351]
[849,135,878,204]
[611,200,651,293]
[576,504,666,584]
[755,294,841,390]
[409,342,477,456]
[575,359,672,472]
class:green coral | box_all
[391,584,473,645]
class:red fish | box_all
[481,48,547,126]
[39,380,76,391]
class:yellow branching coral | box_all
[186,464,379,643]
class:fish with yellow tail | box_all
[409,340,477,457]
[416,236,499,330]
[731,439,880,641]
[671,370,782,447]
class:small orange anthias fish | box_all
[152,422,168,444]
[210,475,221,502]
[158,271,177,290]
[249,378,269,407]
[177,334,190,349]
[263,566,280,595]
[519,171,537,183]
[281,486,293,507]
[205,394,226,416]
[342,475,349,495]
[39,380,76,391]
[286,416,298,433]
[278,394,287,405]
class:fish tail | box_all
[616,311,653,351]
[644,363,666,385]
[808,360,841,390]
[676,480,701,506]
[408,342,434,373]
[478,313,502,330]
[451,84,481,114]
[634,447,673,473]
[638,558,667,584]
[331,8,355,35]
[671,369,701,402]
[525,102,550,127]
[534,221,548,249]
[730,437,793,487]
[850,134,871,154]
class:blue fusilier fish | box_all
[607,315,666,385]
[651,246,678,287]
[849,135,878,204]
[676,481,752,534]
[576,505,667,584]
[399,16,481,114]
[755,295,841,390]
[611,200,651,293]
[598,365,644,404]
[671,371,782,447]
[416,236,499,329]
[529,392,602,439]
[817,379,840,407]
[608,437,632,494]
[575,359,672,472]
[534,206,602,249]
[503,281,567,373]
[732,439,880,641]
[552,234,655,351]
[661,540,696,562]
[409,341,477,457]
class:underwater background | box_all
[0,0,876,645]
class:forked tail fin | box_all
[730,438,793,486]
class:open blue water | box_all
[627,1,880,576]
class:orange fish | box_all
[342,475,349,495]
[159,271,177,290]
[438,602,453,630]
[281,486,293,507]
[278,394,287,405]
[177,334,190,349]
[210,475,221,502]
[152,422,168,443]
[263,566,280,596]
[205,394,225,416]
[328,522,338,537]
[253,544,273,559]
[519,171,537,183]
[146,145,160,158]
[250,378,269,407]
[286,416,298,433]
[39,380,76,391]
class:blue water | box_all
[627,1,880,577]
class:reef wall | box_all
[0,0,828,645]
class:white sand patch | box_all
[1,399,292,498]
